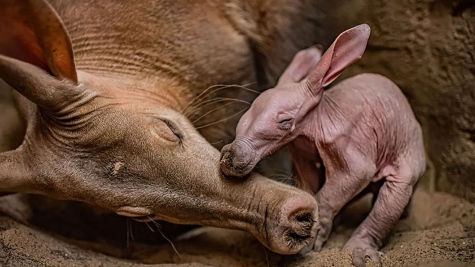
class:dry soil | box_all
[0,189,473,267]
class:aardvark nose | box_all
[220,143,253,177]
[278,194,318,253]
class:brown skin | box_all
[0,0,325,254]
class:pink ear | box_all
[277,45,323,86]
[307,24,370,89]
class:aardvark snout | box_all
[272,195,319,254]
[220,143,255,177]
[220,142,319,254]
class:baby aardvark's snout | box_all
[220,142,256,177]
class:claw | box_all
[350,247,383,267]
[313,238,324,252]
[309,219,332,252]
[365,249,382,266]
[352,247,367,267]
[298,226,328,254]
[299,237,315,255]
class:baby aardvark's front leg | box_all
[300,145,377,254]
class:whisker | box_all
[182,82,257,114]
[268,174,292,180]
[269,176,294,184]
[262,245,270,267]
[182,82,258,116]
[292,179,301,188]
[268,169,293,176]
[193,97,251,109]
[184,97,250,119]
[126,218,130,248]
[202,83,260,97]
[149,217,182,259]
[183,106,199,119]
[145,221,155,233]
[209,140,225,145]
[224,83,260,94]
[130,222,135,242]
[182,84,227,113]
[195,107,248,130]
[191,102,234,124]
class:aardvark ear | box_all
[0,0,79,110]
[277,45,323,87]
[306,24,371,90]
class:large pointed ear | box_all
[307,24,370,89]
[0,0,79,109]
[0,55,73,110]
[0,0,77,82]
[277,45,323,87]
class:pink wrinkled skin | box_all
[220,24,426,267]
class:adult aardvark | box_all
[0,0,325,254]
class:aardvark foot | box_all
[345,244,385,267]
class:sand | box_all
[0,189,474,267]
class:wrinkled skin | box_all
[0,0,326,254]
[221,24,426,266]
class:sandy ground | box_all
[0,189,474,267]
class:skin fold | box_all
[221,24,426,266]
[0,0,330,255]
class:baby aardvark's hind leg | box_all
[344,164,417,267]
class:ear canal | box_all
[0,0,77,83]
[0,55,74,110]
[307,24,371,89]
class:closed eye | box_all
[278,118,293,130]
[150,117,183,144]
[162,119,183,140]
[279,118,292,124]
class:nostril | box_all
[290,211,316,235]
[281,195,318,221]
[222,152,234,168]
[295,213,315,225]
[288,230,311,242]
[281,195,318,240]
[220,156,228,165]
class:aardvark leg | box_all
[344,168,416,267]
[302,150,376,253]
[290,153,324,254]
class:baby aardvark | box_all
[220,24,426,266]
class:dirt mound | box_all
[0,189,474,267]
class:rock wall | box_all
[315,0,475,202]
